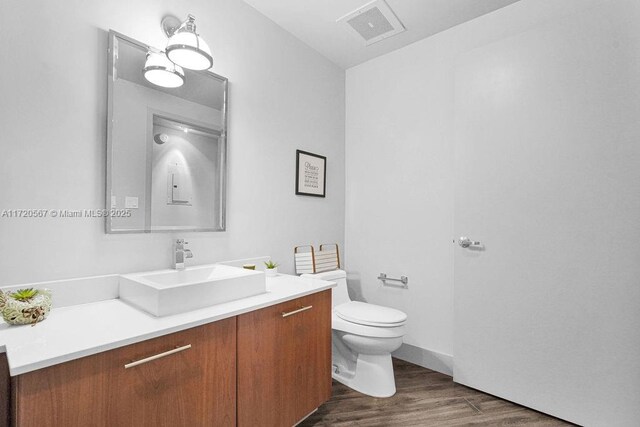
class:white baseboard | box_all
[392,343,454,376]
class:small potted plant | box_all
[0,288,52,326]
[264,260,278,277]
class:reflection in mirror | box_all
[106,31,227,233]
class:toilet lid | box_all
[334,301,407,327]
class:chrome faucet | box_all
[174,239,193,270]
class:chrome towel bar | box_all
[378,273,408,289]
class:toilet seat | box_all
[332,313,406,338]
[335,301,407,328]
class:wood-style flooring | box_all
[300,358,573,427]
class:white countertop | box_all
[0,274,335,376]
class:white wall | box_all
[0,0,345,284]
[345,0,609,371]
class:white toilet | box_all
[302,269,407,398]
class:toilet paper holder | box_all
[378,273,409,289]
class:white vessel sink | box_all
[120,264,266,316]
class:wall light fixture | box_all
[162,14,213,71]
[142,14,213,88]
[143,51,185,88]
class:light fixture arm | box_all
[181,15,197,34]
[161,14,198,38]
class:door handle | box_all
[458,236,481,248]
[124,344,192,369]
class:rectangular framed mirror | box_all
[106,31,227,233]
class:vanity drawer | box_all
[12,318,236,427]
[237,289,332,427]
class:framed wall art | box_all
[295,150,326,197]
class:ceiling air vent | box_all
[338,0,405,46]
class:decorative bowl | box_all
[0,288,52,325]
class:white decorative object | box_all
[264,260,278,277]
[294,244,340,275]
[0,288,52,325]
[265,267,278,277]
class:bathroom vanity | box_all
[0,271,334,427]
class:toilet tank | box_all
[301,269,351,307]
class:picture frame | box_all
[295,150,326,197]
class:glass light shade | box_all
[143,52,185,88]
[166,31,213,71]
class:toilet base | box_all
[333,353,397,398]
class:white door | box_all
[453,2,640,426]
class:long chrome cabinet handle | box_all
[282,305,313,318]
[124,344,192,369]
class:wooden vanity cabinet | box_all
[237,290,332,427]
[1,289,332,427]
[1,353,9,427]
[11,318,236,427]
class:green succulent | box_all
[264,260,278,269]
[10,288,39,302]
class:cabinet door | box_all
[0,353,9,427]
[237,290,332,427]
[13,318,236,427]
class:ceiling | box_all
[243,0,521,69]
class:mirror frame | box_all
[105,30,228,234]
